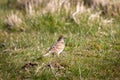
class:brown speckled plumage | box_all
[43,35,65,57]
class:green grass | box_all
[0,0,120,80]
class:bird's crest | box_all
[57,35,64,41]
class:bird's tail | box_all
[43,52,50,57]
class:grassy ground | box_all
[0,0,120,80]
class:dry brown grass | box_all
[84,0,120,17]
[5,12,22,29]
[102,1,120,17]
[13,0,120,17]
[17,0,40,9]
[17,0,40,15]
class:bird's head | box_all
[57,35,65,41]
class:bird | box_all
[43,35,65,57]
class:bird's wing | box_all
[43,42,57,57]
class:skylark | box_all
[43,35,65,57]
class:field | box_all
[0,0,120,80]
